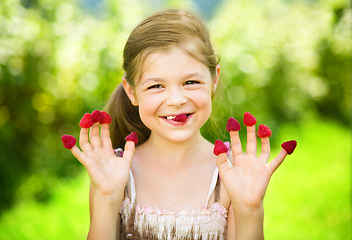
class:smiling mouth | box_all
[164,114,191,122]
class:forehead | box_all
[138,47,210,82]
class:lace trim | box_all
[120,197,228,218]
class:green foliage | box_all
[264,118,351,239]
[0,0,146,211]
[203,0,351,142]
[0,172,90,239]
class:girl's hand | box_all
[216,122,288,210]
[70,122,135,201]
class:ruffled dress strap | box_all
[204,167,220,208]
[129,170,136,205]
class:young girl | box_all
[64,9,296,240]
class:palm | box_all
[84,149,132,196]
[71,123,135,197]
[217,126,287,209]
[222,154,272,208]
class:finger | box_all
[229,131,243,157]
[79,127,93,152]
[268,149,287,172]
[122,141,136,165]
[100,123,113,150]
[259,137,270,162]
[89,122,101,149]
[216,152,230,177]
[246,125,257,156]
[71,145,88,167]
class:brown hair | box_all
[106,9,219,149]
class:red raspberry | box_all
[100,111,112,124]
[91,110,103,123]
[79,113,94,128]
[281,140,297,155]
[243,112,257,126]
[213,140,228,156]
[226,117,241,131]
[174,114,188,122]
[125,132,138,145]
[257,124,272,138]
[61,135,76,149]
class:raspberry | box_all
[100,111,112,124]
[174,114,188,122]
[226,117,241,131]
[125,132,138,145]
[281,140,297,155]
[257,124,272,138]
[79,113,94,128]
[91,110,103,123]
[213,140,228,156]
[243,112,257,126]
[61,135,76,149]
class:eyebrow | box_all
[140,73,205,86]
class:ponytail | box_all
[106,82,151,149]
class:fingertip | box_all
[70,145,80,154]
[124,140,136,152]
[80,127,89,134]
[70,145,84,163]
[280,148,289,157]
[268,149,288,172]
[260,136,270,144]
[90,122,100,130]
[216,152,228,164]
[216,152,230,176]
[100,122,110,128]
[229,130,239,138]
[122,141,136,163]
[247,125,256,132]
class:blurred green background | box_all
[0,0,351,239]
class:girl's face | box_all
[124,47,219,143]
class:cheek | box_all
[136,95,161,124]
[193,92,213,115]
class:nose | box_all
[165,88,187,107]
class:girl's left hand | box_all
[216,124,288,210]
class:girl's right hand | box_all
[70,122,135,201]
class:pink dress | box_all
[119,167,228,240]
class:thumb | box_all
[216,152,230,177]
[122,140,136,165]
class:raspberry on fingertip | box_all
[257,124,272,138]
[243,112,257,126]
[226,117,241,131]
[100,111,112,124]
[125,132,138,145]
[79,113,94,128]
[213,140,228,156]
[61,135,77,149]
[281,140,297,155]
[91,110,103,123]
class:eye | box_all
[184,80,200,85]
[147,84,163,90]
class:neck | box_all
[141,131,209,168]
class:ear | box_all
[212,64,221,94]
[122,77,138,106]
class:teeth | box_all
[166,116,176,120]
